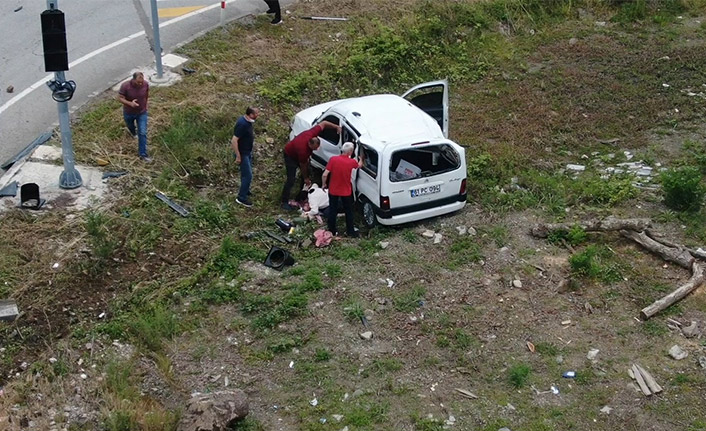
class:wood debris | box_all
[454,388,478,399]
[629,364,662,396]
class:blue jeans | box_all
[123,111,148,157]
[238,153,252,201]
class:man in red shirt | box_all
[118,72,151,162]
[281,120,340,210]
[322,142,364,237]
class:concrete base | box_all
[162,54,189,70]
[113,65,184,91]
[0,153,108,214]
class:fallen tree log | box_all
[531,217,651,238]
[620,230,694,269]
[640,262,705,320]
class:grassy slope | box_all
[2,1,706,430]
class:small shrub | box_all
[547,225,587,246]
[314,348,331,362]
[661,166,705,212]
[508,363,531,388]
[393,285,426,312]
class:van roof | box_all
[327,95,445,147]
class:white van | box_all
[289,80,467,227]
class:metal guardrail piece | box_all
[1,132,53,170]
[155,191,189,217]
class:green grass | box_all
[393,285,426,312]
[508,363,531,388]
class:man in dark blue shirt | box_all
[231,107,259,207]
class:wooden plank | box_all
[632,364,652,396]
[635,364,663,394]
[0,299,19,321]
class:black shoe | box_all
[346,232,360,238]
[271,17,282,25]
[236,198,253,208]
[281,202,295,211]
[265,8,275,13]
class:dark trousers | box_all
[264,0,281,20]
[327,194,355,236]
[281,152,303,203]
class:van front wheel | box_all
[362,201,377,228]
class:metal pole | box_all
[55,71,82,189]
[47,0,82,189]
[149,0,163,78]
[220,1,225,28]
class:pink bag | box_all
[314,229,333,247]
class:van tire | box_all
[361,201,377,228]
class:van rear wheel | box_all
[362,201,377,228]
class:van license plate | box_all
[410,184,441,197]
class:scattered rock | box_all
[698,356,706,369]
[668,345,688,360]
[265,137,275,144]
[359,331,373,340]
[178,390,249,431]
[332,414,343,422]
[512,279,522,288]
[555,355,564,364]
[351,389,364,398]
[569,37,578,45]
[467,227,477,236]
[600,406,613,414]
[456,226,467,235]
[557,278,571,293]
[301,238,313,248]
[422,230,435,238]
[584,302,594,313]
[566,164,586,172]
[433,233,443,244]
[499,427,512,431]
[681,321,700,338]
[587,349,600,361]
[6,85,13,93]
[378,241,389,249]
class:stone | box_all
[6,85,14,93]
[467,227,477,236]
[587,349,600,361]
[456,226,467,235]
[681,321,700,338]
[332,414,343,422]
[499,427,512,431]
[698,356,706,369]
[569,38,578,47]
[600,406,613,414]
[566,164,586,172]
[433,233,443,244]
[178,390,249,431]
[378,241,389,249]
[555,355,564,364]
[359,331,373,340]
[668,345,688,360]
[422,230,435,238]
[512,279,522,288]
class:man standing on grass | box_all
[281,120,341,210]
[118,71,151,162]
[232,107,260,208]
[263,0,282,25]
[322,142,364,237]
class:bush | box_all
[661,166,705,212]
[508,363,531,388]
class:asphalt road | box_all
[0,0,275,166]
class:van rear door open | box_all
[401,80,449,138]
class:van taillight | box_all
[380,196,390,210]
[459,179,467,195]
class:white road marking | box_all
[0,1,236,116]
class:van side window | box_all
[360,145,378,178]
[318,116,340,144]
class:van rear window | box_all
[389,144,461,182]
